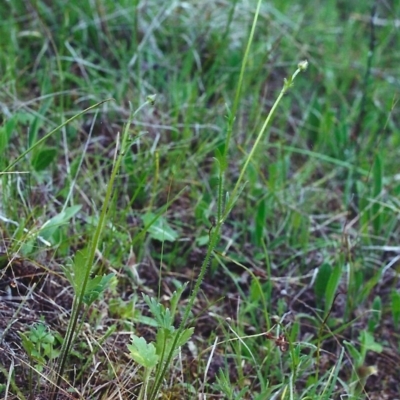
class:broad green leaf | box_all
[128,335,159,369]
[359,331,382,357]
[72,248,89,295]
[250,276,263,302]
[324,264,342,315]
[178,327,194,348]
[255,199,266,246]
[195,235,209,246]
[133,313,159,328]
[142,212,178,242]
[28,98,52,149]
[314,262,332,301]
[31,147,57,171]
[0,116,16,154]
[39,205,82,243]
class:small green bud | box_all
[147,94,157,105]
[298,60,308,71]
[357,365,378,379]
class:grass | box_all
[1,0,400,399]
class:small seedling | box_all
[20,322,60,394]
[127,284,194,400]
[20,322,60,371]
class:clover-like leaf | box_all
[142,294,174,332]
[128,335,159,369]
[83,273,114,305]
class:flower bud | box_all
[298,60,308,71]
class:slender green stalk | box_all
[51,98,154,400]
[224,61,308,219]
